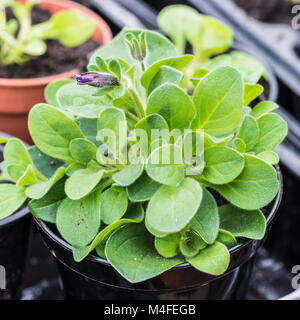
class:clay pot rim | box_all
[34,166,283,269]
[0,0,113,88]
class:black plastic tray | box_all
[186,0,300,97]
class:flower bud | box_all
[75,72,119,88]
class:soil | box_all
[0,6,100,79]
[234,0,293,24]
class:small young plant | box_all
[0,18,288,283]
[0,0,96,65]
[158,5,267,100]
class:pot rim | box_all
[0,0,112,88]
[34,166,283,269]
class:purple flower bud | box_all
[75,72,119,88]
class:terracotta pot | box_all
[0,0,112,143]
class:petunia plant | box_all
[0,0,96,65]
[0,22,287,283]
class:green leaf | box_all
[202,146,245,185]
[4,138,42,181]
[65,105,105,119]
[229,51,265,85]
[48,10,96,47]
[0,137,8,144]
[146,83,196,131]
[100,187,128,225]
[199,15,233,58]
[190,188,219,244]
[97,107,127,161]
[105,224,184,283]
[155,233,181,258]
[148,66,184,95]
[56,190,101,247]
[57,83,111,109]
[45,79,74,107]
[217,230,237,248]
[210,154,279,210]
[16,165,39,186]
[65,163,103,200]
[232,138,246,153]
[250,101,279,119]
[243,84,263,106]
[28,146,66,179]
[257,151,279,165]
[112,159,144,187]
[187,242,230,276]
[146,177,202,234]
[28,104,84,161]
[157,5,202,55]
[135,114,169,154]
[65,163,86,176]
[251,113,288,153]
[73,203,144,262]
[127,172,161,202]
[26,167,66,200]
[0,184,27,220]
[22,39,46,56]
[146,144,184,187]
[90,28,177,68]
[236,115,260,152]
[179,229,207,258]
[112,88,143,118]
[141,55,194,92]
[69,138,97,164]
[28,177,66,224]
[204,133,233,149]
[191,67,243,136]
[219,204,266,240]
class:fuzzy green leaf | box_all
[146,144,184,187]
[100,187,128,225]
[187,242,230,276]
[191,67,243,136]
[29,177,66,224]
[155,233,181,258]
[202,146,245,185]
[0,184,27,220]
[56,190,101,247]
[127,172,161,202]
[65,163,103,200]
[190,188,219,244]
[210,154,279,210]
[105,224,184,283]
[251,113,288,153]
[26,167,65,200]
[73,203,144,262]
[146,83,196,131]
[219,204,266,240]
[28,104,84,161]
[146,177,202,234]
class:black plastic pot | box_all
[34,169,283,300]
[0,207,31,300]
[0,141,32,300]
